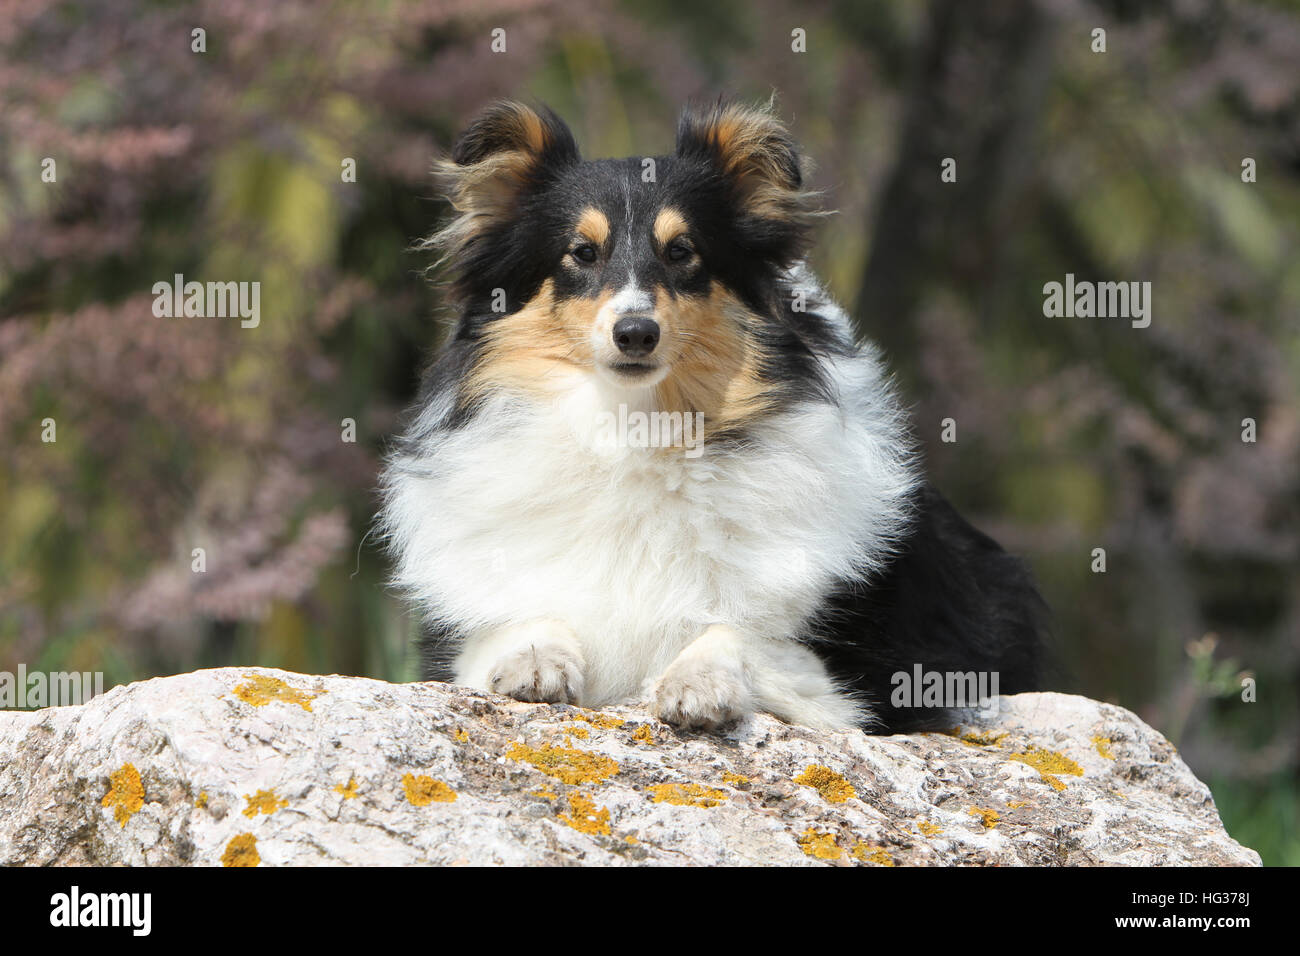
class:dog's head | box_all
[431,98,830,424]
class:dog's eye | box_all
[666,241,692,263]
[571,243,599,264]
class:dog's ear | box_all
[675,98,821,258]
[430,102,579,268]
[449,100,579,169]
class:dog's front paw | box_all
[653,657,752,731]
[487,626,585,704]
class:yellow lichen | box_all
[1008,748,1084,791]
[1092,736,1115,760]
[631,725,654,744]
[506,742,619,785]
[722,771,749,786]
[794,765,856,803]
[102,763,144,827]
[797,829,843,860]
[647,783,729,808]
[956,729,1008,748]
[221,833,259,867]
[334,777,359,800]
[916,820,942,837]
[231,674,318,712]
[625,835,639,845]
[968,806,1000,829]
[852,842,895,866]
[570,712,626,730]
[567,725,591,740]
[453,728,469,743]
[403,773,457,806]
[242,788,288,818]
[528,787,558,801]
[1007,800,1028,809]
[194,791,208,809]
[558,792,611,836]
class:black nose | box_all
[612,316,660,357]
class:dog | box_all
[380,98,1047,734]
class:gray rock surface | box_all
[0,667,1259,866]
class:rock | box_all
[0,667,1259,866]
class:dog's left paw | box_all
[488,640,584,705]
[652,657,752,732]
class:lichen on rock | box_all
[101,763,144,827]
[794,764,856,803]
[0,668,1261,866]
[230,673,319,712]
[402,774,456,806]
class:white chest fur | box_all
[381,349,916,706]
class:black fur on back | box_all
[812,484,1050,733]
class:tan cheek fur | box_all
[470,280,773,434]
[654,285,772,431]
[466,281,609,402]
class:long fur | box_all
[380,98,1047,733]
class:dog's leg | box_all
[652,623,866,732]
[455,619,585,705]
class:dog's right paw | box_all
[486,624,585,704]
[652,656,752,732]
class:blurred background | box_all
[1,0,1297,862]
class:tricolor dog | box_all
[380,99,1047,733]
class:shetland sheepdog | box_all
[380,99,1047,733]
